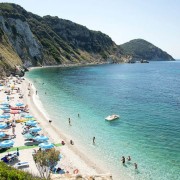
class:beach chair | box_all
[0,136,12,140]
[14,162,29,168]
[8,153,18,162]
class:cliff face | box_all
[0,26,22,76]
[0,16,42,67]
[0,3,174,76]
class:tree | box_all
[33,149,60,179]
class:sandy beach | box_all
[0,75,113,179]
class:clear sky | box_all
[1,0,180,58]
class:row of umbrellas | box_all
[0,109,55,149]
[0,114,10,119]
[0,102,24,107]
[0,139,54,149]
[22,119,54,149]
[24,119,55,149]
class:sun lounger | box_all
[0,136,12,140]
[51,167,65,174]
[14,162,29,168]
[8,153,18,162]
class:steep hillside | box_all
[42,16,116,55]
[0,3,119,71]
[0,26,22,76]
[0,3,175,76]
[120,39,174,61]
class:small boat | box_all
[105,114,119,121]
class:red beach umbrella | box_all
[10,110,20,114]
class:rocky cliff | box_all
[0,3,174,76]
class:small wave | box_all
[30,80,50,121]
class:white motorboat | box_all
[105,114,119,121]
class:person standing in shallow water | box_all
[127,156,131,161]
[68,118,71,126]
[93,137,95,144]
[121,156,125,164]
[134,163,138,169]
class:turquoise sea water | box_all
[26,61,180,180]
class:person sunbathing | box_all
[56,167,62,173]
[61,141,65,145]
[1,155,9,163]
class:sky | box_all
[0,0,180,58]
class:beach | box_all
[0,75,113,179]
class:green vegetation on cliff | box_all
[42,15,115,54]
[120,39,174,60]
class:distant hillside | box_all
[0,3,174,76]
[120,39,174,61]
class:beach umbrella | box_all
[25,120,37,126]
[0,106,8,110]
[0,115,5,118]
[0,132,6,138]
[0,140,14,148]
[24,114,33,119]
[0,123,7,129]
[34,135,49,142]
[29,126,42,133]
[0,114,10,119]
[0,102,9,106]
[10,110,20,114]
[38,142,54,150]
[16,102,24,107]
[24,133,36,139]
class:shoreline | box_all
[28,62,110,71]
[23,77,112,177]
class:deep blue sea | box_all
[26,61,180,180]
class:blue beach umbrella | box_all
[0,114,10,119]
[38,142,54,150]
[16,102,24,107]
[34,135,49,142]
[29,126,42,133]
[25,120,37,126]
[0,106,9,110]
[24,133,36,139]
[0,123,7,129]
[0,132,6,138]
[0,140,14,148]
[0,102,9,106]
[24,114,33,119]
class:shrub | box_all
[0,161,42,180]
